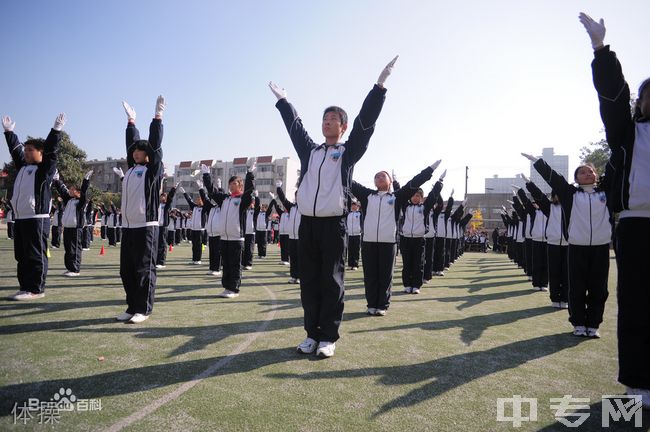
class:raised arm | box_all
[182,191,196,209]
[146,95,165,176]
[80,170,93,205]
[241,170,256,210]
[395,161,442,201]
[523,175,551,216]
[275,180,293,211]
[42,113,65,176]
[349,180,374,209]
[270,82,318,163]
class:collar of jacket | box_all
[316,143,342,150]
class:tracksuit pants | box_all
[433,237,445,273]
[243,234,255,267]
[444,238,452,268]
[298,215,345,343]
[525,239,533,277]
[220,239,243,292]
[167,230,175,246]
[116,227,121,243]
[107,227,116,246]
[13,218,49,294]
[157,226,167,265]
[567,244,609,329]
[8,222,14,239]
[120,226,157,315]
[209,236,222,272]
[347,235,361,268]
[547,244,568,303]
[63,227,82,273]
[289,238,300,279]
[615,218,650,390]
[401,236,425,289]
[82,226,91,249]
[279,234,290,262]
[100,225,106,240]
[423,236,435,280]
[362,241,397,310]
[532,240,548,289]
[175,229,181,245]
[255,230,267,257]
[191,230,203,262]
[51,225,61,248]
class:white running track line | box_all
[105,280,277,432]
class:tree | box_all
[470,209,484,231]
[579,138,610,176]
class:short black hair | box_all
[134,140,149,151]
[634,77,650,120]
[24,138,45,152]
[323,106,348,125]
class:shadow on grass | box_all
[398,288,540,310]
[352,306,557,345]
[0,347,301,416]
[268,333,587,419]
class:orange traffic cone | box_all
[100,244,105,255]
[169,244,173,252]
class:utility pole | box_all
[465,166,469,197]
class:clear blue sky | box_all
[2,0,648,194]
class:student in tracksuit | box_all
[511,196,528,274]
[272,184,292,266]
[51,199,63,249]
[254,195,275,259]
[423,195,444,282]
[115,96,165,324]
[82,199,94,250]
[526,181,568,308]
[167,209,178,247]
[269,55,396,358]
[580,12,650,406]
[399,178,443,294]
[351,163,441,315]
[431,195,447,276]
[345,201,362,270]
[3,113,65,300]
[449,202,465,264]
[276,182,302,283]
[242,199,256,269]
[198,165,223,276]
[525,153,612,339]
[517,186,549,292]
[54,172,92,276]
[156,186,176,268]
[442,195,455,269]
[203,161,255,297]
[4,201,15,239]
[182,187,207,265]
[106,203,119,246]
[99,204,107,241]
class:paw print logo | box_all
[52,387,77,408]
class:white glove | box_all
[113,167,124,178]
[276,180,282,188]
[429,159,441,172]
[521,173,530,183]
[53,113,67,131]
[2,116,15,132]
[178,186,185,194]
[84,170,94,180]
[196,179,204,189]
[391,169,397,182]
[269,192,276,200]
[579,12,606,50]
[52,170,60,181]
[200,164,210,174]
[377,55,399,87]
[216,178,222,188]
[155,95,166,117]
[122,101,136,121]
[247,157,257,172]
[501,205,507,211]
[450,188,455,197]
[521,152,538,162]
[254,190,259,197]
[268,82,287,100]
[507,200,514,205]
[439,169,447,181]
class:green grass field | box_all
[0,236,647,431]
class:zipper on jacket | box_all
[313,148,328,216]
[376,195,383,241]
[122,168,133,227]
[588,194,593,246]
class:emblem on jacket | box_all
[135,168,144,178]
[387,197,395,205]
[331,151,341,161]
[598,192,606,203]
[233,199,240,206]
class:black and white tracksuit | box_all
[5,205,15,239]
[204,170,255,292]
[51,201,63,248]
[277,186,301,278]
[243,206,255,267]
[275,84,386,343]
[518,188,548,289]
[533,158,612,329]
[156,186,176,265]
[184,191,207,262]
[254,196,275,258]
[5,127,61,294]
[273,201,291,263]
[425,196,444,279]
[351,166,436,310]
[345,210,362,268]
[119,119,163,316]
[203,192,222,273]
[55,178,90,273]
[592,45,650,389]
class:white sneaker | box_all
[538,287,548,292]
[551,302,561,308]
[403,287,412,294]
[193,261,202,265]
[367,307,377,315]
[128,313,149,324]
[217,289,239,298]
[411,288,421,294]
[559,302,568,309]
[350,267,358,271]
[11,291,45,300]
[156,264,166,269]
[436,271,445,276]
[572,326,587,337]
[207,271,222,276]
[244,266,252,270]
[375,309,387,316]
[288,278,298,284]
[586,327,601,338]
[281,261,290,266]
[63,271,80,277]
[296,337,317,354]
[316,341,336,358]
[116,312,134,321]
[82,248,90,251]
[423,279,430,284]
